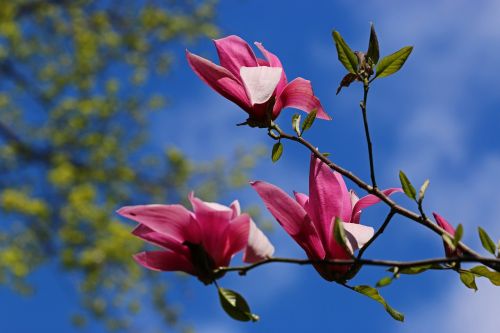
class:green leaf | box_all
[332,30,358,73]
[366,23,380,64]
[301,108,317,133]
[291,114,301,136]
[271,142,283,163]
[417,179,430,202]
[453,224,463,245]
[399,171,416,200]
[333,217,350,254]
[218,288,259,322]
[459,270,478,291]
[375,46,413,79]
[376,276,393,288]
[470,265,500,286]
[478,227,497,255]
[354,285,404,322]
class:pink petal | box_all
[220,214,250,266]
[308,156,351,246]
[132,224,186,254]
[188,193,234,263]
[433,212,459,258]
[351,188,402,224]
[213,35,258,78]
[133,251,195,275]
[293,191,309,209]
[432,212,456,235]
[186,50,251,111]
[251,180,325,259]
[273,78,330,120]
[243,219,275,263]
[342,222,375,253]
[254,42,288,94]
[117,204,201,244]
[240,66,282,105]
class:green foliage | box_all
[459,270,478,291]
[301,108,317,134]
[271,142,283,162]
[353,285,404,321]
[375,46,413,79]
[218,287,259,322]
[399,171,416,200]
[332,31,358,74]
[0,0,260,331]
[366,23,380,65]
[478,227,497,255]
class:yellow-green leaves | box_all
[399,170,416,200]
[332,30,358,74]
[366,23,380,65]
[478,227,497,256]
[271,142,283,162]
[218,288,259,322]
[354,285,404,322]
[301,108,317,134]
[375,46,413,79]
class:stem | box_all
[215,256,500,276]
[357,209,396,259]
[360,81,377,188]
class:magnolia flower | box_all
[186,35,330,125]
[433,212,462,257]
[117,193,274,284]
[252,155,401,281]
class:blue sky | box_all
[2,0,500,332]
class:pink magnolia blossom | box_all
[252,155,401,281]
[433,212,462,257]
[117,193,274,284]
[186,35,330,126]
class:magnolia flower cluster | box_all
[117,35,454,284]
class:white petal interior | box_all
[240,66,282,105]
[342,222,375,253]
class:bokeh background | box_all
[1,0,499,332]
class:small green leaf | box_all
[301,108,317,133]
[470,265,500,286]
[478,227,497,255]
[375,46,413,79]
[459,270,478,291]
[366,23,380,65]
[399,171,416,200]
[218,288,259,322]
[354,285,404,322]
[453,224,463,246]
[417,179,430,202]
[322,152,331,157]
[291,114,301,136]
[271,142,283,163]
[376,276,393,288]
[332,30,358,73]
[333,217,350,254]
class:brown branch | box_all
[215,256,500,276]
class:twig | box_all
[357,209,396,259]
[215,256,500,276]
[360,81,377,188]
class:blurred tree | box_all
[0,0,263,331]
